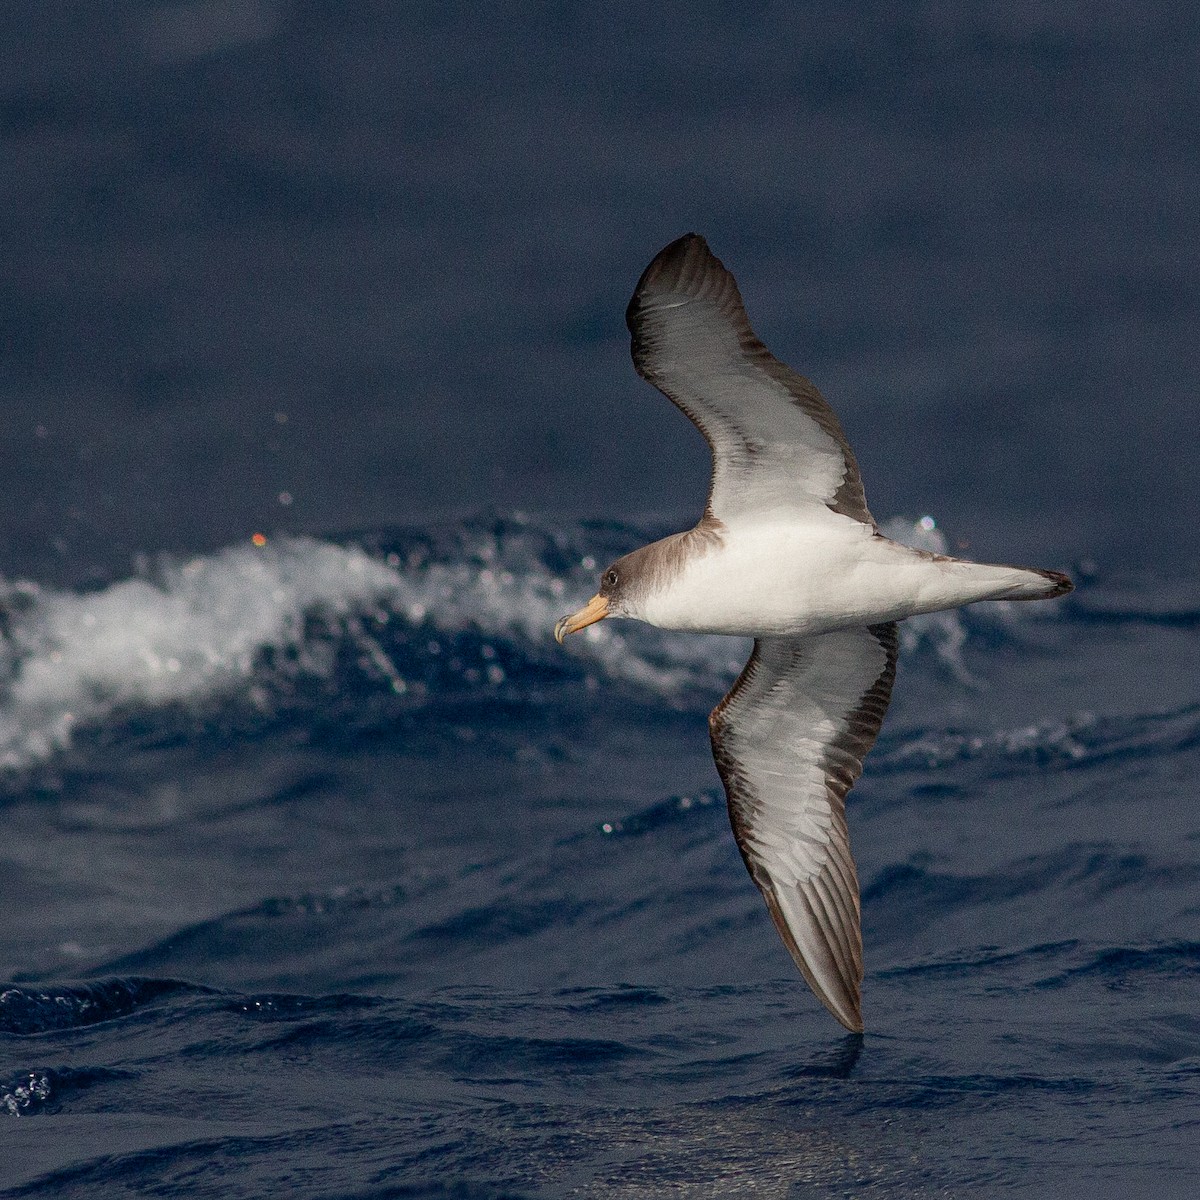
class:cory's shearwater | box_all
[554,234,1073,1032]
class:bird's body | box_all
[555,234,1072,1032]
[631,515,1064,638]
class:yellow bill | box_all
[554,594,610,643]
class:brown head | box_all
[553,527,721,643]
[553,556,638,644]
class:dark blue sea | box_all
[2,4,1199,1197]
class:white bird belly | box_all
[635,520,1042,637]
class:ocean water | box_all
[2,514,1198,1197]
[4,2,1200,1197]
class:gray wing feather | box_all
[627,234,874,527]
[709,623,898,1032]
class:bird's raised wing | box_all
[627,233,874,527]
[709,623,898,1032]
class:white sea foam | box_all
[880,715,1096,771]
[374,538,739,696]
[0,538,402,767]
[0,516,1052,770]
[0,531,729,769]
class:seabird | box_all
[554,234,1072,1033]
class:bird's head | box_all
[554,557,639,643]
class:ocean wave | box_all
[877,716,1096,771]
[70,773,1198,998]
[1,1067,132,1117]
[0,513,1078,772]
[0,978,202,1036]
[0,538,402,769]
[877,702,1200,775]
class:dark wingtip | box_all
[626,233,716,333]
[649,232,709,265]
[1039,569,1074,597]
[814,978,864,1034]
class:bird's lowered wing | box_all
[709,623,898,1031]
[627,233,874,527]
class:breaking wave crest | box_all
[0,513,1079,771]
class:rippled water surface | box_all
[1,515,1197,1197]
[3,2,1199,1196]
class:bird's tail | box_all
[946,560,1074,603]
[998,565,1074,601]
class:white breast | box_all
[637,517,870,635]
[635,517,1046,637]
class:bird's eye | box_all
[604,569,619,588]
